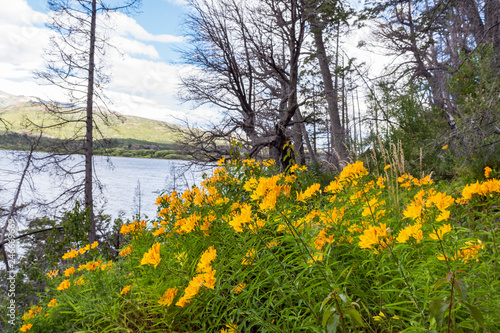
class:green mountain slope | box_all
[0,101,187,159]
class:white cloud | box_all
[110,35,160,59]
[0,0,47,25]
[111,12,185,43]
[162,0,188,6]
[0,23,48,66]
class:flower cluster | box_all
[61,241,98,260]
[120,220,147,235]
[140,242,161,268]
[176,247,217,307]
[27,157,498,332]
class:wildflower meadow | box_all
[17,156,499,332]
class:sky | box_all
[0,0,387,127]
[0,0,217,125]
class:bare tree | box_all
[34,0,141,243]
[306,0,353,168]
[179,0,308,170]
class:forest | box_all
[0,0,499,332]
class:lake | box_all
[0,150,210,223]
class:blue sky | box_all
[26,0,187,62]
[0,0,217,125]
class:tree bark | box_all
[85,0,97,243]
[310,20,348,169]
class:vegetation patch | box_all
[14,158,499,332]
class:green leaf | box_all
[322,307,336,327]
[429,299,449,329]
[463,302,485,327]
[320,295,332,311]
[434,278,448,291]
[326,314,340,333]
[345,308,364,327]
[453,279,468,300]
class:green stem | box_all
[384,240,426,326]
[447,273,454,333]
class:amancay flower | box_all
[229,204,252,232]
[62,249,79,260]
[20,324,33,332]
[158,287,178,306]
[120,285,131,295]
[485,166,492,178]
[358,224,391,253]
[197,246,217,272]
[233,282,247,294]
[47,298,58,307]
[22,306,42,321]
[64,267,75,277]
[396,223,423,243]
[57,279,70,291]
[242,248,256,265]
[46,270,58,279]
[429,224,452,240]
[296,183,321,203]
[119,245,132,257]
[140,242,161,268]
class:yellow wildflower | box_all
[119,245,132,257]
[176,274,204,307]
[429,192,454,212]
[22,306,42,321]
[153,227,166,237]
[358,223,391,253]
[484,166,492,178]
[20,324,33,332]
[197,246,217,273]
[47,298,58,307]
[120,285,131,295]
[429,224,452,240]
[202,266,217,289]
[158,287,178,306]
[384,164,391,170]
[396,223,423,243]
[242,248,256,265]
[64,267,75,277]
[402,202,423,221]
[57,279,70,291]
[229,204,252,232]
[225,321,238,333]
[243,177,258,192]
[175,213,201,234]
[62,249,79,260]
[296,183,321,203]
[314,229,334,250]
[75,277,85,285]
[442,145,448,150]
[436,210,451,221]
[46,270,58,279]
[325,179,343,194]
[85,260,103,271]
[233,282,247,294]
[140,242,161,268]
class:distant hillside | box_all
[0,92,188,160]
